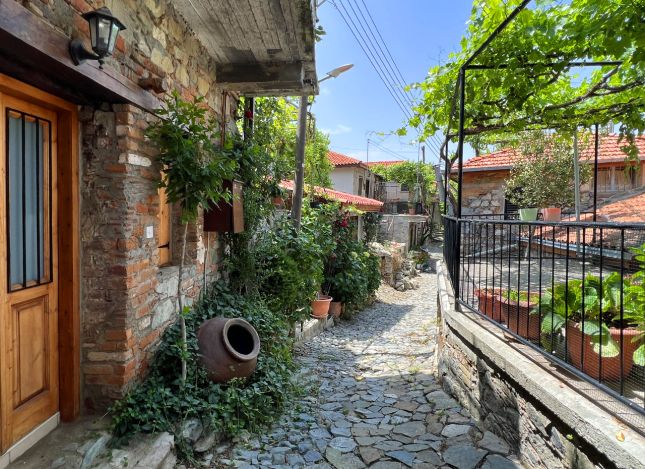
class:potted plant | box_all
[475,288,503,322]
[311,293,333,319]
[538,258,644,381]
[498,289,541,340]
[505,132,591,222]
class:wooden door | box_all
[0,94,58,451]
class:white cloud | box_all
[321,124,352,136]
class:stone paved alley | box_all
[208,273,522,469]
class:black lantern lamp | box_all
[69,7,126,68]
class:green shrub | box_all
[110,282,296,458]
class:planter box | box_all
[499,294,540,341]
[475,288,503,323]
[566,322,640,381]
[203,180,244,233]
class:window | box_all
[358,176,364,196]
[365,180,371,198]
[597,166,639,193]
[158,184,172,266]
[7,109,52,291]
[400,184,409,192]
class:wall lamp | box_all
[69,7,126,69]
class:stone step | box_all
[94,432,175,469]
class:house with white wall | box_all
[328,151,382,199]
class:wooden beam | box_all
[217,61,316,95]
[0,0,161,112]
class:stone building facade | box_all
[0,0,317,460]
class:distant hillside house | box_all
[366,160,410,213]
[328,151,381,199]
[457,134,645,217]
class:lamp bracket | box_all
[69,39,101,67]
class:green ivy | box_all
[110,282,296,460]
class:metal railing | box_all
[443,215,645,417]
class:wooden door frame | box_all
[0,73,80,422]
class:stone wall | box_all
[435,263,645,469]
[20,0,235,410]
[462,171,508,216]
[379,214,427,250]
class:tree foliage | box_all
[505,131,591,208]
[370,161,436,203]
[405,0,645,156]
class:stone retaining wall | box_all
[435,263,645,469]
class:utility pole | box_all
[291,95,308,230]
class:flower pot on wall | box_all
[499,294,540,341]
[311,295,332,319]
[566,322,639,381]
[518,208,538,221]
[475,288,503,322]
[541,207,562,222]
[329,301,342,319]
[197,317,260,383]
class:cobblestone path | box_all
[212,273,522,469]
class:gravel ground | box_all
[207,271,522,469]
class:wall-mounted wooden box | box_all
[203,180,244,233]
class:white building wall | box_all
[330,167,356,194]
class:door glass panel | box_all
[6,110,51,291]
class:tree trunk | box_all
[178,222,189,382]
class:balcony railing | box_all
[443,215,645,421]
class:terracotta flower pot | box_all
[329,301,342,319]
[197,317,260,383]
[272,196,284,207]
[311,295,332,319]
[499,294,540,340]
[475,288,503,322]
[566,322,640,381]
[541,207,562,222]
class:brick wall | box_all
[20,0,234,410]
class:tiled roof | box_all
[462,134,645,171]
[366,160,405,167]
[537,190,645,246]
[328,150,365,167]
[280,180,383,212]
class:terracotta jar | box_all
[197,317,260,383]
[329,301,342,319]
[566,322,640,381]
[311,295,332,319]
[499,294,540,341]
[475,288,503,322]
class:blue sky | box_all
[312,0,474,165]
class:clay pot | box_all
[197,317,260,383]
[475,288,503,322]
[541,207,562,222]
[499,294,540,341]
[566,322,640,381]
[311,295,332,319]
[272,196,284,207]
[329,301,342,319]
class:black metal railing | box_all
[443,215,645,416]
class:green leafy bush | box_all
[254,217,327,323]
[538,243,645,361]
[110,282,295,458]
[323,213,381,309]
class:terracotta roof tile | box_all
[280,180,383,212]
[328,150,365,167]
[462,135,645,171]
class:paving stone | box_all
[304,450,323,463]
[442,445,488,469]
[441,424,471,438]
[393,421,426,438]
[386,450,417,466]
[359,446,382,465]
[329,436,357,453]
[371,462,404,469]
[325,447,366,469]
